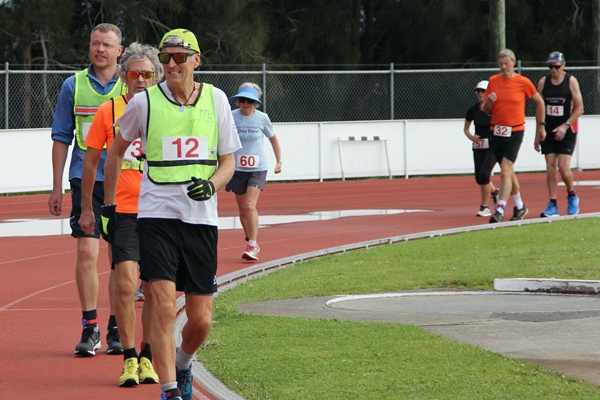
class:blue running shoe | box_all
[540,202,559,218]
[176,364,193,400]
[567,195,580,215]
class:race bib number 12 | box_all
[162,136,208,160]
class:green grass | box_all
[200,218,600,399]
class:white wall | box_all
[2,116,598,193]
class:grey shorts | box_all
[225,170,268,195]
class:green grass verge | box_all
[200,218,600,399]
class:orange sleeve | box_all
[84,100,115,150]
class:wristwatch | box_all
[565,121,571,126]
[539,122,546,126]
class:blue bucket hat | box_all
[230,86,262,104]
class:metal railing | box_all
[2,62,599,129]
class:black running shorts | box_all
[138,218,218,295]
[110,213,140,268]
[69,178,103,239]
[491,130,524,164]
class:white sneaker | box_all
[242,244,260,260]
[476,205,491,217]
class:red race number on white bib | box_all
[162,137,208,161]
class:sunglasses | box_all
[158,52,197,64]
[549,64,562,69]
[125,70,155,80]
[238,97,256,104]
[475,89,486,93]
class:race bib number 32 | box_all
[162,136,208,160]
[493,125,512,137]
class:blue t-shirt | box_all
[231,109,275,171]
[51,65,120,181]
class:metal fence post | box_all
[262,63,267,113]
[390,62,394,120]
[4,62,8,129]
[517,59,521,75]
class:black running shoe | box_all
[489,211,503,223]
[74,328,101,357]
[510,205,528,221]
[106,328,123,355]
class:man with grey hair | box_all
[482,49,546,223]
[103,28,241,400]
[536,51,584,217]
[79,41,163,387]
[49,22,125,357]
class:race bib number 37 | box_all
[162,136,208,160]
[493,125,512,137]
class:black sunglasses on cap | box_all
[158,52,197,64]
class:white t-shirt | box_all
[231,109,275,171]
[115,81,241,225]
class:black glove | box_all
[187,177,215,201]
[100,204,117,243]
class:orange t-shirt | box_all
[85,96,141,214]
[485,73,537,131]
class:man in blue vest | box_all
[48,23,124,357]
[102,29,241,400]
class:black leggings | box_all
[473,148,497,185]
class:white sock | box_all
[512,193,524,209]
[248,239,257,246]
[497,200,507,215]
[176,347,195,371]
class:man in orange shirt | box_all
[79,42,162,387]
[482,49,546,223]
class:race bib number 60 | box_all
[493,125,512,137]
[237,154,259,168]
[162,136,208,160]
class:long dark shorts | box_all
[491,130,524,164]
[69,178,102,239]
[138,218,218,295]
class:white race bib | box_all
[162,136,208,161]
[546,105,564,116]
[124,139,143,161]
[493,125,512,137]
[82,122,91,140]
[474,138,489,149]
[237,154,260,168]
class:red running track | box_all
[1,171,600,399]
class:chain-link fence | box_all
[2,63,599,129]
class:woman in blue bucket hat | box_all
[226,83,282,261]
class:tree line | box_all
[0,0,596,69]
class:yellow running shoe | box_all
[119,357,140,387]
[138,356,159,384]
